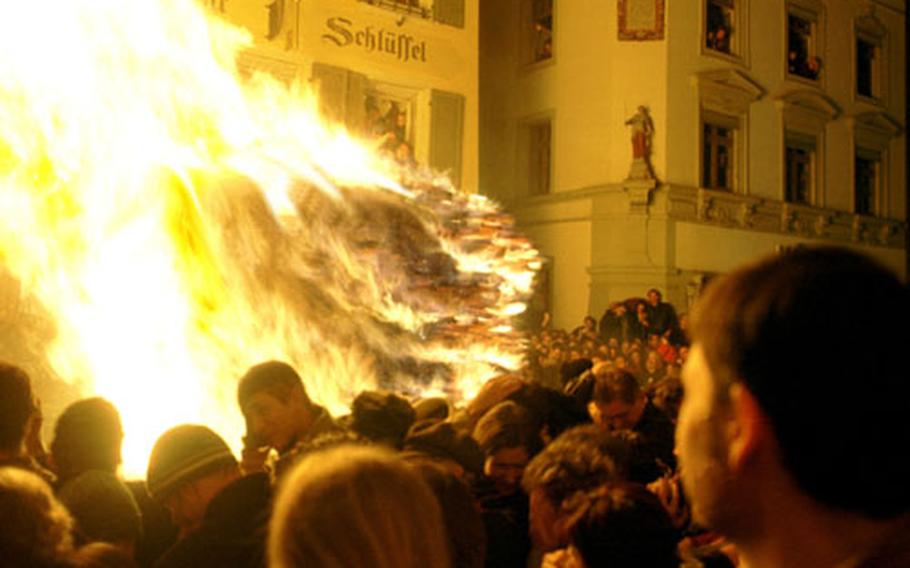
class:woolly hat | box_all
[146,425,236,501]
[57,470,141,545]
[351,391,416,448]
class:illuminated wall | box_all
[481,0,906,328]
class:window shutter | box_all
[433,0,465,28]
[310,62,349,126]
[430,89,465,188]
[344,71,368,133]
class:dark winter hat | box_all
[146,425,236,501]
[404,420,484,477]
[58,470,141,545]
[351,391,416,448]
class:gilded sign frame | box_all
[618,0,665,41]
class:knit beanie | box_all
[351,391,416,448]
[57,470,141,545]
[145,425,236,501]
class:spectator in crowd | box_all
[268,444,451,568]
[642,350,665,386]
[645,288,679,339]
[349,390,416,450]
[588,370,675,475]
[57,470,142,554]
[0,466,75,568]
[50,397,177,568]
[50,397,123,487]
[521,425,623,554]
[679,247,910,567]
[598,303,630,345]
[554,482,679,568]
[237,361,339,475]
[0,362,55,485]
[146,424,271,568]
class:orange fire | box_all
[0,0,539,477]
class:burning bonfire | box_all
[0,0,540,476]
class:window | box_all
[706,0,734,54]
[785,137,815,205]
[702,122,735,191]
[529,120,552,195]
[787,11,821,80]
[524,0,553,64]
[854,151,879,216]
[856,39,876,98]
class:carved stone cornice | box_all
[666,185,906,249]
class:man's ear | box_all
[725,383,770,472]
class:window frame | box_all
[853,148,881,217]
[701,0,750,66]
[521,0,555,68]
[783,131,817,206]
[517,112,555,197]
[700,111,740,193]
[784,0,825,87]
[853,12,888,106]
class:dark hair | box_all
[0,363,35,453]
[51,398,123,484]
[411,462,486,568]
[566,483,678,568]
[521,425,623,507]
[592,370,641,406]
[472,401,540,458]
[237,361,309,409]
[690,247,910,518]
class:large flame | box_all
[0,0,539,477]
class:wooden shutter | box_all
[310,63,367,131]
[430,89,465,188]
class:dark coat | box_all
[153,473,271,568]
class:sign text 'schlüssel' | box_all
[322,17,428,63]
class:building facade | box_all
[214,0,478,191]
[481,0,907,329]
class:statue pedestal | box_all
[626,157,654,181]
[622,173,657,215]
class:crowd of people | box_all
[1,246,909,568]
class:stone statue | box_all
[625,105,654,160]
[625,106,655,180]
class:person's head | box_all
[678,247,910,536]
[645,350,663,374]
[57,470,141,551]
[647,289,662,306]
[589,371,646,431]
[50,398,123,484]
[350,391,416,449]
[145,425,239,530]
[647,334,660,350]
[472,401,540,495]
[583,316,596,330]
[269,445,451,568]
[565,483,679,568]
[0,467,75,566]
[650,376,683,425]
[521,425,623,551]
[238,361,312,452]
[0,362,37,455]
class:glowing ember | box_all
[0,0,539,477]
